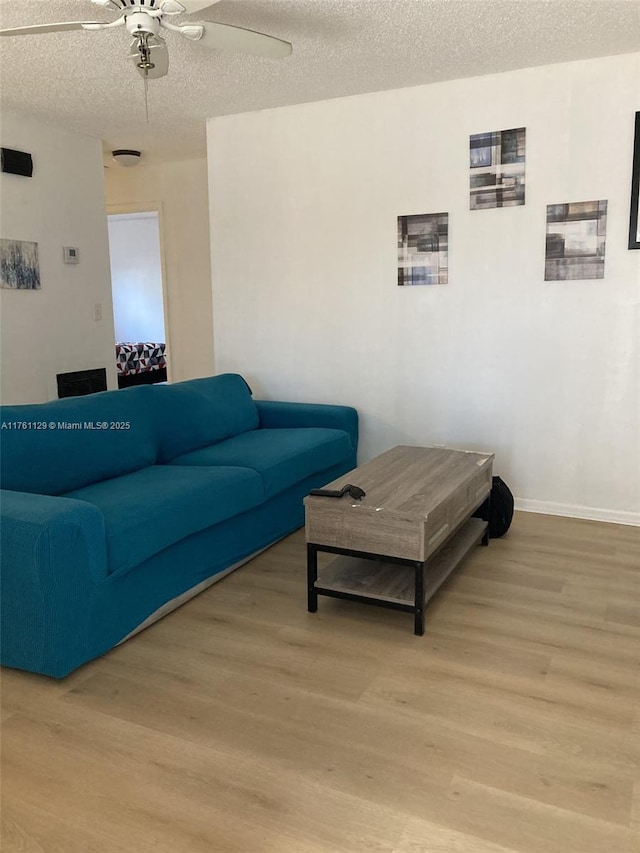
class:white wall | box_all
[0,112,117,403]
[207,53,640,523]
[104,159,214,384]
[108,212,165,343]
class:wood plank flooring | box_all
[1,512,639,852]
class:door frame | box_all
[106,202,172,383]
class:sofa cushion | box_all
[64,465,264,575]
[152,374,259,463]
[167,428,353,498]
[0,386,158,496]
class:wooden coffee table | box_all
[304,445,494,635]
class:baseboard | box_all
[515,498,640,527]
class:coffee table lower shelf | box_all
[307,516,488,635]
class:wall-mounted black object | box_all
[1,148,33,178]
[57,368,107,399]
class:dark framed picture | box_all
[629,112,640,250]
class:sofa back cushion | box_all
[0,386,158,495]
[152,374,259,462]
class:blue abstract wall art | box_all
[0,238,41,290]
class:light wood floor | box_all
[1,512,639,853]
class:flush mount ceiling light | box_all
[112,149,142,167]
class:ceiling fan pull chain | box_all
[144,72,150,123]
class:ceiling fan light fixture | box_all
[0,2,293,84]
[112,149,142,167]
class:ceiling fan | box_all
[0,1,292,81]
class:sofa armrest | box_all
[0,490,108,676]
[255,401,358,452]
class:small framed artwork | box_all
[397,213,448,285]
[469,127,526,210]
[628,112,640,250]
[545,200,607,281]
[0,238,41,290]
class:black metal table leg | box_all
[307,543,318,613]
[414,561,425,636]
[481,492,491,546]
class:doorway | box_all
[107,210,169,388]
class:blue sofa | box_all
[0,374,358,678]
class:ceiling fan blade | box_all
[173,1,224,13]
[0,21,104,37]
[132,39,170,80]
[193,21,292,59]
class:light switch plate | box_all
[63,246,79,264]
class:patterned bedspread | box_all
[116,342,167,377]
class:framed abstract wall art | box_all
[545,201,607,281]
[0,238,41,289]
[629,112,640,249]
[470,127,526,210]
[397,213,448,285]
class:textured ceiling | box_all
[0,0,638,162]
